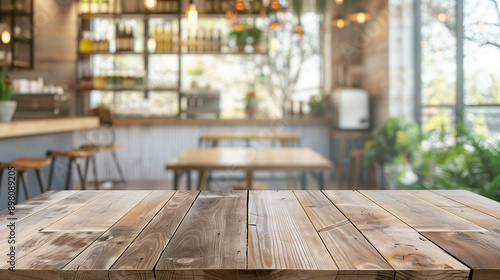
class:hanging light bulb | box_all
[270,0,280,10]
[269,20,280,30]
[331,11,349,29]
[144,0,157,10]
[1,29,11,45]
[294,25,304,39]
[186,0,198,24]
[335,0,344,4]
[437,13,447,23]
[233,22,244,32]
[348,8,371,24]
[235,0,245,11]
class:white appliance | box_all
[330,88,370,129]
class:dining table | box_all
[166,147,334,190]
[198,131,300,147]
[1,189,499,280]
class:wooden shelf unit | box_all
[75,0,269,116]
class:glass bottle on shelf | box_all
[197,28,204,52]
[172,21,179,52]
[100,0,109,13]
[90,0,99,13]
[156,25,164,52]
[165,23,172,52]
[80,31,93,52]
[80,0,90,13]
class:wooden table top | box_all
[199,131,300,141]
[1,190,499,280]
[166,148,334,171]
[0,117,99,139]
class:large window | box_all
[418,0,500,136]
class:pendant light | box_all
[335,0,344,4]
[235,0,245,11]
[294,24,304,39]
[1,27,11,45]
[144,0,157,10]
[348,8,371,24]
[187,0,198,24]
[331,14,349,29]
[270,0,280,10]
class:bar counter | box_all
[0,117,99,139]
[113,117,330,126]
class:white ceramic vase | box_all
[0,100,17,122]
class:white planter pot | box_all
[0,100,17,122]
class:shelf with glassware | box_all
[0,0,34,69]
[75,0,270,117]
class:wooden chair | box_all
[0,158,51,203]
[80,108,125,183]
[47,148,97,191]
[347,149,378,190]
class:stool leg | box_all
[20,171,30,201]
[35,169,45,194]
[111,151,126,183]
[47,156,56,191]
[0,168,4,195]
[75,159,86,190]
[15,171,20,204]
[65,158,73,190]
[91,156,99,190]
[187,171,191,190]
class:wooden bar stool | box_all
[0,158,51,204]
[80,108,125,184]
[46,148,97,191]
[347,149,378,190]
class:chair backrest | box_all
[90,108,116,144]
[91,108,114,127]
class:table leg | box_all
[246,171,253,190]
[301,172,307,190]
[187,171,192,190]
[198,170,208,190]
[173,171,179,190]
[318,172,325,190]
[337,137,346,189]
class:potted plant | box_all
[244,91,259,118]
[364,117,426,189]
[0,67,16,122]
[308,95,323,117]
[230,27,263,52]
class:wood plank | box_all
[0,191,79,228]
[424,231,500,280]
[155,191,247,280]
[294,190,394,280]
[62,191,175,279]
[0,231,102,280]
[0,117,99,139]
[0,191,105,255]
[409,190,500,236]
[360,190,486,232]
[42,190,152,232]
[433,190,500,219]
[247,191,338,279]
[323,191,470,280]
[109,191,198,280]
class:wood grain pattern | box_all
[248,191,338,278]
[433,190,500,219]
[323,191,470,280]
[0,191,79,228]
[110,191,199,280]
[62,191,175,279]
[409,190,500,236]
[0,231,102,280]
[155,191,247,280]
[294,190,394,280]
[0,117,99,139]
[0,191,105,255]
[42,191,152,232]
[424,231,500,280]
[360,190,486,232]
